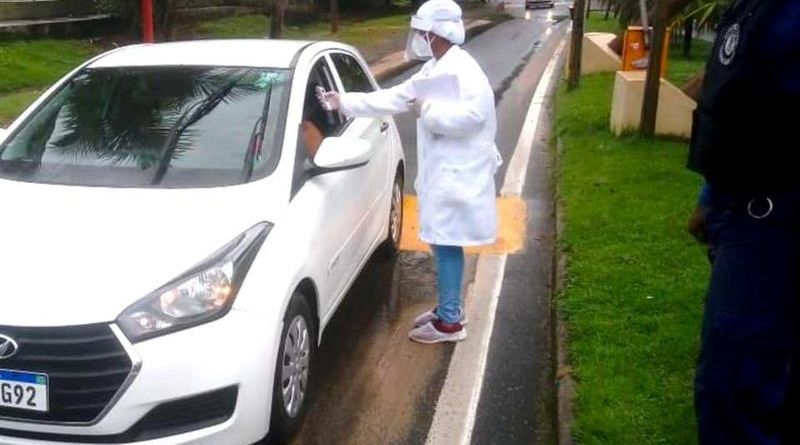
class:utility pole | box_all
[567,0,587,90]
[141,0,154,43]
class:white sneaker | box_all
[409,321,467,344]
[413,307,469,328]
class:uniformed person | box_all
[687,0,800,443]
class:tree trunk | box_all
[639,0,669,138]
[147,0,175,41]
[682,17,693,58]
[567,0,587,90]
[330,0,339,34]
[586,0,591,19]
[604,0,612,20]
[270,0,288,39]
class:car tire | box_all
[379,168,404,259]
[269,293,316,443]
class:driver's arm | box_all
[301,119,325,160]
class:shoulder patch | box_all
[719,24,740,66]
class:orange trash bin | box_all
[622,26,671,76]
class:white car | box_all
[0,39,404,444]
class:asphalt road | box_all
[283,3,570,443]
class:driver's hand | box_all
[687,206,709,244]
[317,90,341,111]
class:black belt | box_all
[709,190,800,222]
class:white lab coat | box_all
[340,46,501,247]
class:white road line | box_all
[425,38,566,445]
[501,39,566,197]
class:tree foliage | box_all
[601,0,729,29]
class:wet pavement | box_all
[471,24,566,444]
[287,252,477,445]
[278,2,570,443]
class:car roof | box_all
[88,39,345,70]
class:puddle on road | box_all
[287,251,476,445]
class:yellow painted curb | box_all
[399,196,527,255]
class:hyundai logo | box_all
[0,335,18,360]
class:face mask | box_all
[408,33,434,60]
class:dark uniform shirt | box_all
[688,0,800,194]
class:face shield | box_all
[404,16,435,61]
[403,0,466,62]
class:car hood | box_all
[0,179,284,327]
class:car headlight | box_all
[117,222,272,342]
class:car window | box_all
[298,58,346,160]
[306,58,346,135]
[331,53,376,93]
[0,66,291,188]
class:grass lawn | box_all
[586,11,622,34]
[556,73,710,444]
[0,39,102,126]
[0,89,42,127]
[0,39,101,94]
[197,13,410,48]
[667,39,711,86]
[557,19,714,439]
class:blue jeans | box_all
[432,245,464,324]
[696,191,800,445]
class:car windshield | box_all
[0,66,291,188]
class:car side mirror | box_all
[0,128,7,144]
[311,136,372,172]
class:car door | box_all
[328,51,393,264]
[290,53,373,321]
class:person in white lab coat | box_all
[319,0,500,344]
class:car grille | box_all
[0,386,238,443]
[0,324,133,423]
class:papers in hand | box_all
[412,74,460,103]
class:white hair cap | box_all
[410,0,466,45]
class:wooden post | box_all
[141,0,154,43]
[567,0,587,90]
[270,0,287,38]
[639,0,668,138]
[330,0,339,34]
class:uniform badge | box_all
[719,24,740,66]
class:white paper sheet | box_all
[412,74,460,102]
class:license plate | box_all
[0,369,48,412]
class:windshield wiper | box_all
[241,83,274,183]
[151,72,247,185]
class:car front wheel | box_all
[380,169,404,259]
[270,293,315,442]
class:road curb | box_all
[553,136,576,445]
[371,17,508,83]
